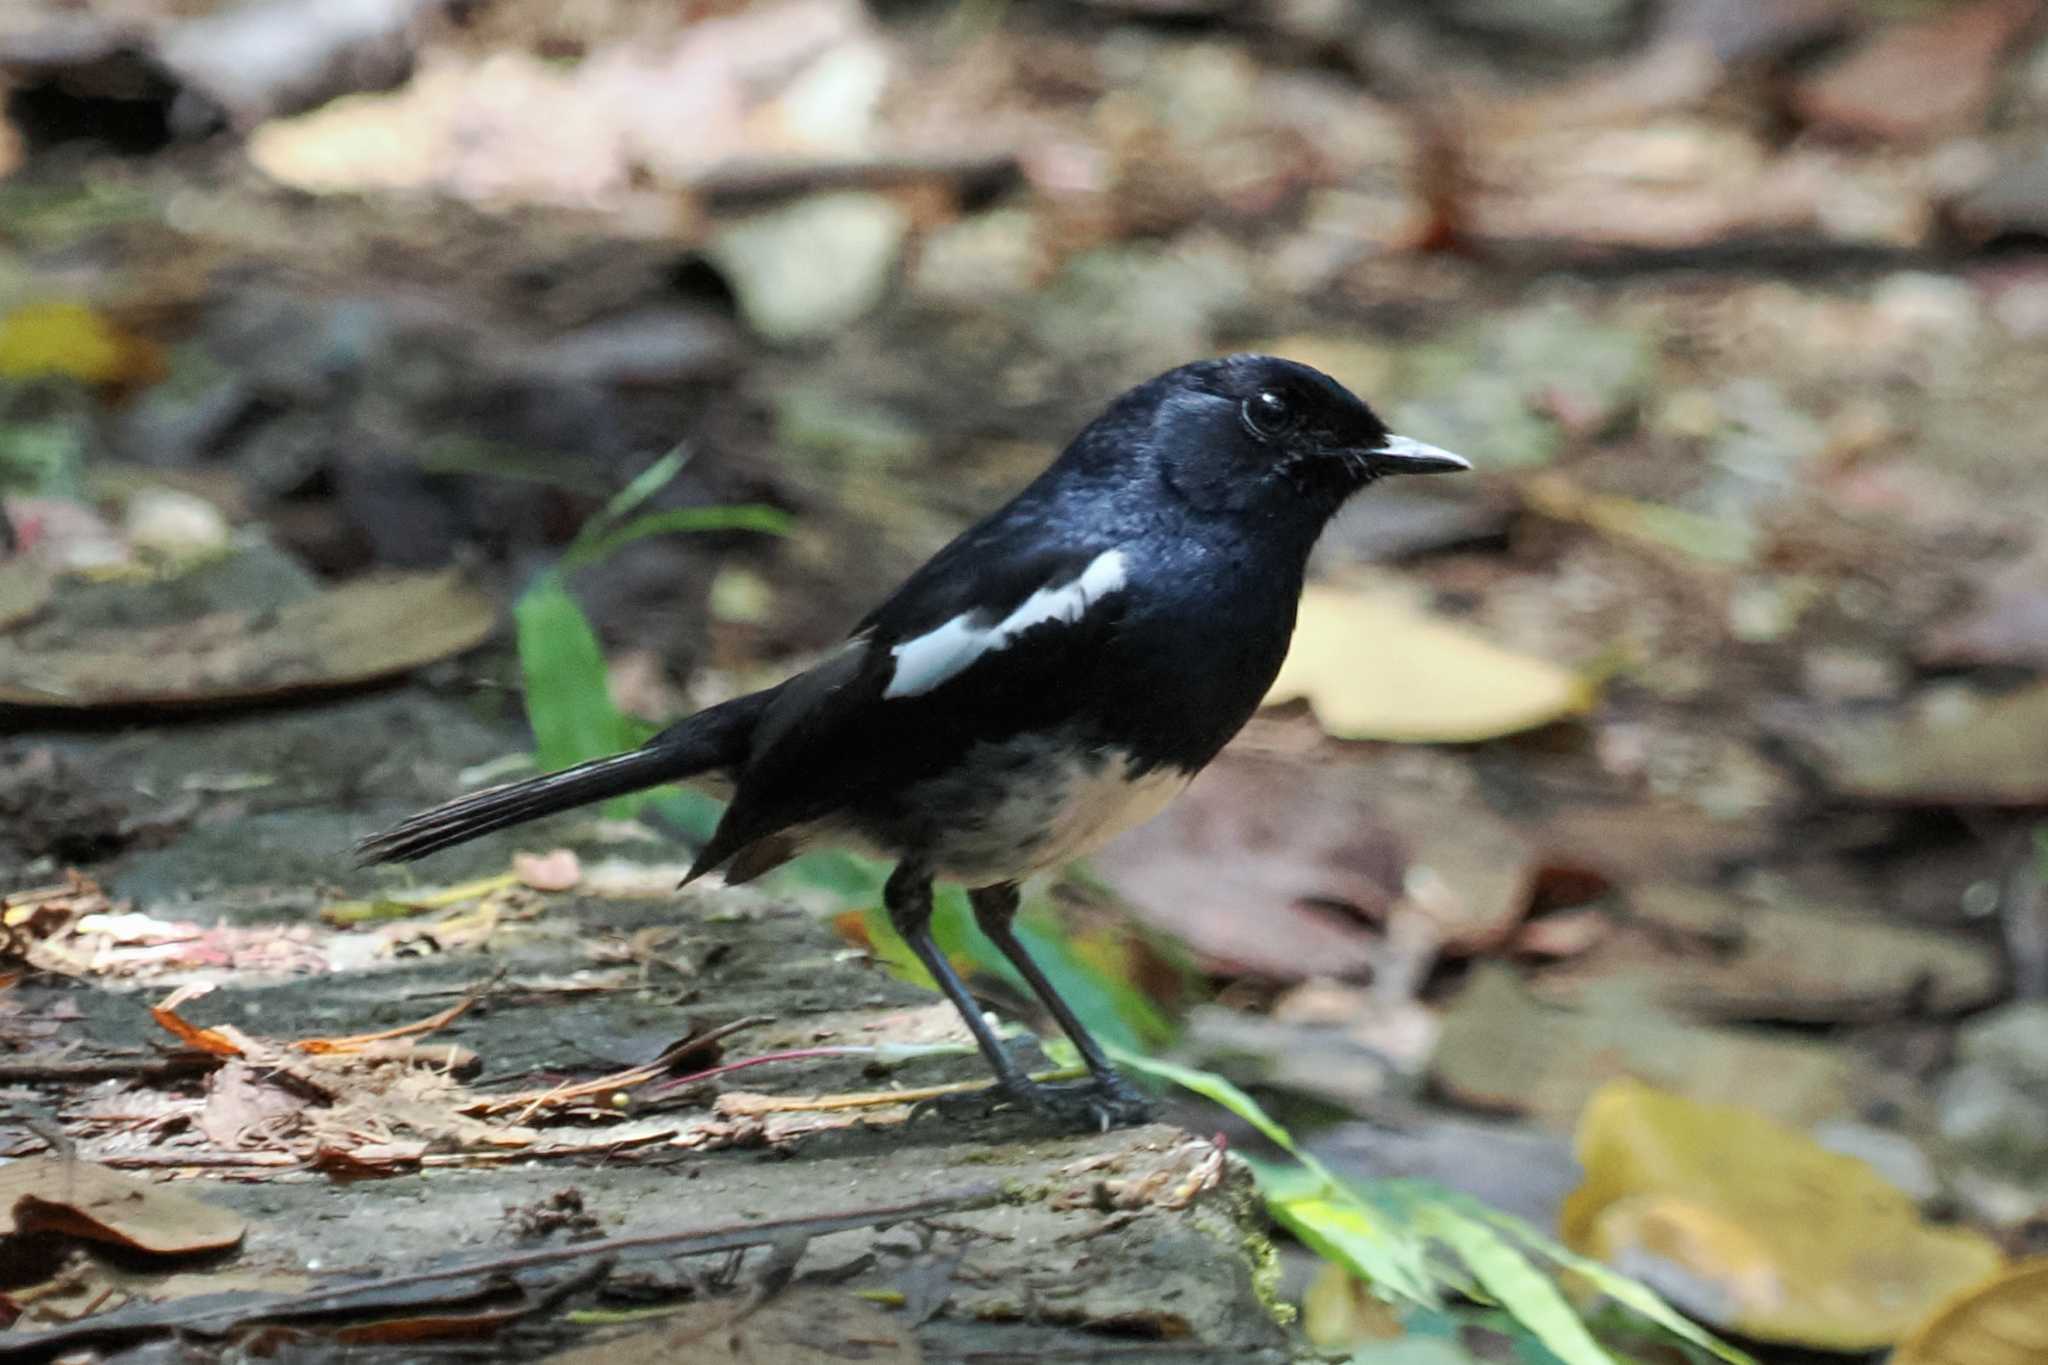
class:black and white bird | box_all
[357,354,1469,1128]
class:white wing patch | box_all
[883,548,1129,700]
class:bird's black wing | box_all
[686,531,1134,881]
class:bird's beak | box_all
[1367,434,1471,476]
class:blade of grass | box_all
[567,505,793,567]
[571,446,690,551]
[1397,1194,1613,1365]
[513,572,632,804]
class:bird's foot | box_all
[912,1073,1153,1132]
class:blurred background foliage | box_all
[5,0,2048,1359]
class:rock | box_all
[1383,299,1656,469]
[1958,1001,2048,1089]
[1437,0,1645,52]
[1951,146,2048,242]
[707,192,909,343]
[1308,1117,1582,1230]
[1868,271,1984,349]
[1030,237,1252,374]
[519,308,741,388]
[1938,1003,2048,1184]
[1791,0,2041,143]
[1938,1064,2048,1178]
[123,487,229,557]
[1919,547,2048,670]
[1800,645,1905,704]
[908,208,1044,306]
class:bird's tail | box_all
[355,690,770,865]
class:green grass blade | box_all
[567,504,793,567]
[1248,1157,1438,1305]
[572,446,690,551]
[1399,1195,1613,1365]
[1463,1205,1753,1365]
[513,571,633,809]
[1110,1051,1301,1153]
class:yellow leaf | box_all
[1266,581,1595,742]
[0,299,164,387]
[1894,1258,2048,1365]
[1562,1080,2004,1351]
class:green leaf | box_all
[1250,1157,1438,1305]
[1007,915,1163,1053]
[566,504,793,568]
[642,785,726,843]
[573,446,690,550]
[1466,1205,1754,1365]
[1112,1051,1302,1153]
[1397,1194,1613,1365]
[1114,1052,1436,1302]
[513,571,633,809]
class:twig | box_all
[717,1065,1086,1115]
[291,978,493,1054]
[0,1054,217,1084]
[469,1014,769,1120]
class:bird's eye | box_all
[1241,390,1295,438]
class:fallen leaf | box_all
[322,872,520,926]
[0,568,497,708]
[1266,581,1594,742]
[1523,472,1757,566]
[1790,0,2040,143]
[1431,966,1860,1131]
[199,1060,304,1151]
[0,1159,246,1254]
[1615,884,2003,1022]
[150,992,244,1057]
[545,1288,922,1363]
[1094,751,1543,979]
[1893,1258,2048,1365]
[1822,683,2048,806]
[0,554,56,631]
[0,300,165,388]
[292,993,476,1054]
[1561,1080,2004,1350]
[1920,549,2048,670]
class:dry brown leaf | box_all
[0,1158,246,1254]
[543,1287,922,1364]
[1095,750,1543,979]
[1432,965,1860,1130]
[0,568,496,708]
[150,989,244,1058]
[293,993,477,1054]
[1620,883,2003,1022]
[1823,683,2048,806]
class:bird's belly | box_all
[867,734,1191,886]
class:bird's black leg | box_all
[968,882,1153,1129]
[883,862,1037,1098]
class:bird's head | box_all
[1133,353,1468,520]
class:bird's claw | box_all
[910,1074,1153,1132]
